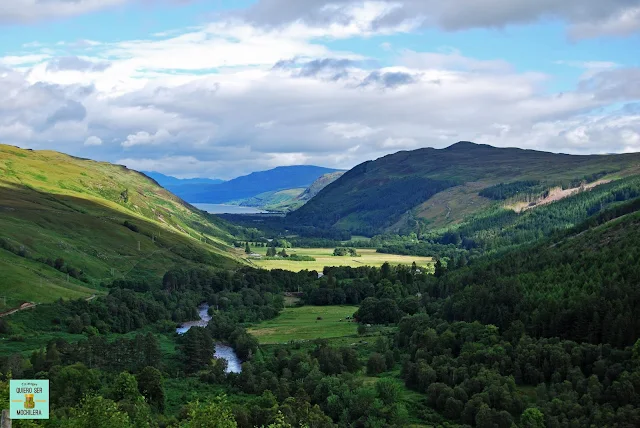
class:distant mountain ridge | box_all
[286,141,640,236]
[142,171,225,188]
[166,165,344,204]
[232,171,346,211]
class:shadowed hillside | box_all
[287,142,640,235]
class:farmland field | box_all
[247,247,433,272]
[247,305,359,344]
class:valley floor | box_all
[246,247,433,272]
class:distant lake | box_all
[193,203,268,214]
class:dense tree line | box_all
[393,176,640,258]
[479,180,543,200]
[398,314,640,427]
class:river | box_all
[176,304,242,373]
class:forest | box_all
[2,197,640,426]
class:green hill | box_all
[232,188,307,211]
[0,144,241,311]
[287,142,640,235]
[231,171,346,212]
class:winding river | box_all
[176,304,242,373]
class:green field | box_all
[248,247,432,272]
[247,306,359,344]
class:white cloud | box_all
[380,137,419,149]
[0,54,50,66]
[326,122,380,139]
[0,0,127,24]
[256,121,276,129]
[0,7,638,178]
[121,129,172,148]
[84,135,103,146]
[400,48,513,73]
[241,0,640,39]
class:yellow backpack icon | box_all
[24,394,35,409]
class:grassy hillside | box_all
[298,171,345,201]
[287,142,640,235]
[0,144,241,310]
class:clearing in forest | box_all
[247,247,432,272]
[247,306,359,344]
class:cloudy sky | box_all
[1,0,640,179]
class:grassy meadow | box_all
[247,306,359,344]
[247,246,433,272]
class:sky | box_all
[1,1,639,179]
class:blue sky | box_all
[0,0,639,178]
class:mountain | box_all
[141,171,225,188]
[287,141,640,236]
[232,171,346,212]
[170,165,344,203]
[0,144,240,311]
[232,188,307,211]
[298,171,346,202]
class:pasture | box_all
[248,247,433,272]
[247,305,359,344]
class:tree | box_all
[266,247,277,257]
[181,327,214,373]
[112,372,139,402]
[67,395,131,428]
[520,408,545,428]
[434,259,446,278]
[633,338,640,360]
[475,404,494,428]
[376,378,401,406]
[333,247,348,256]
[367,353,387,375]
[456,254,468,269]
[444,397,464,421]
[266,411,293,428]
[180,397,237,428]
[137,366,165,413]
[0,319,12,335]
[278,249,289,258]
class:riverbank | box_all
[176,303,242,373]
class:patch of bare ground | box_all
[507,180,611,213]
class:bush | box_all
[0,319,12,335]
[367,353,387,375]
